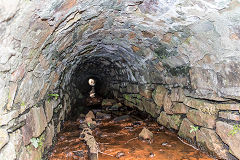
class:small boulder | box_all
[86,111,95,119]
[96,112,111,120]
[139,127,153,140]
[116,152,125,158]
[113,115,130,123]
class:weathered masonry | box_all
[0,0,240,159]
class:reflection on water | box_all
[48,109,214,160]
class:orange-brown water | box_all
[48,114,214,160]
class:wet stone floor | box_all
[48,106,214,160]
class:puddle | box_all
[48,107,214,160]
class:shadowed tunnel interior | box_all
[0,0,240,160]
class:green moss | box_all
[171,115,182,127]
[228,124,240,136]
[154,43,177,60]
[163,64,190,76]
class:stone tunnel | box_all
[0,0,240,159]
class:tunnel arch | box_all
[0,0,240,159]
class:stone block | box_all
[45,100,54,123]
[22,106,47,145]
[183,97,218,115]
[219,111,240,121]
[187,109,216,129]
[142,98,161,118]
[170,87,185,102]
[216,121,240,159]
[178,118,196,142]
[157,112,183,130]
[139,85,152,99]
[152,85,167,107]
[0,110,19,126]
[126,84,139,93]
[163,93,173,114]
[196,128,228,160]
[0,128,9,150]
[46,121,55,147]
[172,102,189,114]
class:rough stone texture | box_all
[163,93,173,114]
[0,129,9,150]
[196,128,229,160]
[219,111,240,121]
[45,121,55,148]
[183,97,218,115]
[0,110,19,126]
[44,101,54,123]
[139,127,153,140]
[0,0,240,158]
[139,85,152,99]
[142,98,161,118]
[172,102,189,114]
[152,86,168,107]
[157,112,183,130]
[178,118,196,142]
[216,121,240,159]
[187,109,216,129]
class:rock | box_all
[116,152,125,158]
[0,110,19,126]
[45,121,54,147]
[216,121,240,159]
[149,152,155,158]
[196,128,228,159]
[142,98,161,118]
[163,93,173,114]
[152,85,168,107]
[187,109,216,129]
[126,84,139,93]
[86,111,95,119]
[101,99,117,106]
[109,103,122,111]
[85,117,97,128]
[0,129,9,150]
[183,97,218,115]
[96,112,111,120]
[44,100,54,123]
[172,102,189,114]
[157,112,183,130]
[113,115,130,123]
[219,111,240,121]
[139,85,152,99]
[170,88,185,102]
[178,118,196,142]
[139,127,153,140]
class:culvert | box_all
[0,0,240,160]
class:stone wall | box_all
[112,83,240,159]
[0,0,240,159]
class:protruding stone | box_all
[178,118,196,142]
[142,98,161,118]
[45,101,54,123]
[183,97,218,115]
[86,111,95,119]
[163,93,173,114]
[170,88,185,102]
[139,85,152,99]
[187,109,216,129]
[172,102,189,114]
[0,110,19,126]
[219,111,240,121]
[0,129,9,150]
[139,127,153,140]
[152,85,167,107]
[196,128,228,160]
[216,121,240,159]
[157,112,182,130]
[46,121,55,147]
